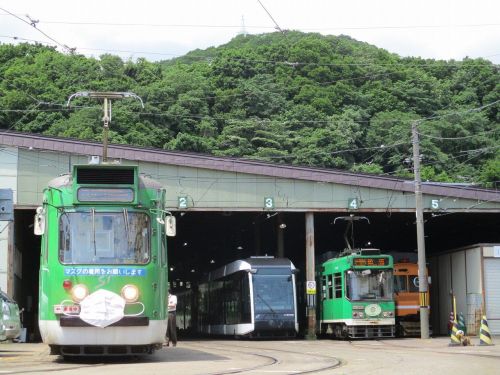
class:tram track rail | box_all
[2,338,498,374]
[348,338,500,360]
[190,341,343,374]
[0,342,343,375]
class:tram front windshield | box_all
[253,269,294,315]
[59,211,150,264]
[346,269,393,301]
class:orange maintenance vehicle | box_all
[393,261,430,336]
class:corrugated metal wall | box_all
[430,246,483,335]
[483,245,500,334]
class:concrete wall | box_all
[16,149,87,206]
[0,147,18,293]
[9,147,496,211]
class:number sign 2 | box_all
[178,196,188,209]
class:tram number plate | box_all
[54,305,80,315]
[353,257,388,266]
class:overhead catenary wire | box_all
[256,0,285,33]
[1,98,498,132]
[417,127,499,140]
[1,12,498,31]
[415,99,500,124]
[0,7,75,53]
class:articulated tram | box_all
[35,164,175,356]
[179,257,299,338]
[319,250,396,338]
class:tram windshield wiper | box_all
[256,293,276,314]
[91,208,97,258]
[123,208,130,249]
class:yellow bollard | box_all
[479,315,494,346]
[449,319,461,346]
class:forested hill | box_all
[0,32,498,187]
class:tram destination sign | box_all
[353,257,389,267]
[77,188,134,202]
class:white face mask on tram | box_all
[79,289,125,328]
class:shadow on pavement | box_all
[0,348,37,358]
[58,347,227,364]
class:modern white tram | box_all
[193,256,299,338]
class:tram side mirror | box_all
[292,269,300,275]
[428,276,432,285]
[34,206,45,236]
[165,215,176,237]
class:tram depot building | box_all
[1,130,499,341]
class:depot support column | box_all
[305,212,316,339]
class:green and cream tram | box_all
[35,164,175,356]
[319,250,396,338]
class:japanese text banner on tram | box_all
[64,267,147,276]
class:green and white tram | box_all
[35,164,175,356]
[319,250,396,338]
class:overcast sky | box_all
[1,0,499,63]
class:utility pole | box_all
[305,212,316,339]
[411,121,430,339]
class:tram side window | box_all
[223,277,240,324]
[409,276,419,292]
[327,275,333,299]
[59,214,71,262]
[321,276,327,299]
[394,275,407,293]
[241,273,251,323]
[209,281,224,325]
[198,283,209,327]
[334,273,342,298]
[224,273,245,325]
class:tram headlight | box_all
[71,284,89,302]
[121,284,139,303]
[352,312,365,319]
[383,311,394,318]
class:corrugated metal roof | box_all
[1,130,499,202]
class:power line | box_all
[256,0,285,34]
[417,128,499,140]
[2,13,497,31]
[1,101,498,130]
[416,99,500,124]
[0,8,75,53]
